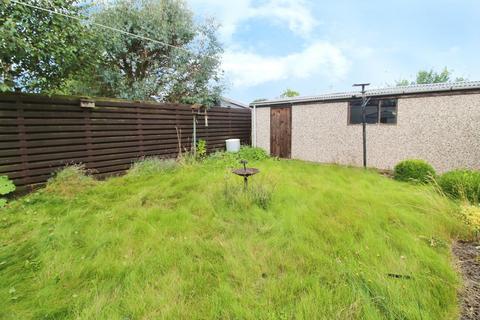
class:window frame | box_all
[347,98,398,125]
[379,99,398,125]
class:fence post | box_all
[135,105,144,158]
[231,110,233,139]
[16,96,29,187]
[175,105,181,157]
[83,107,93,170]
[205,109,210,152]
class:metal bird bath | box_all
[232,160,259,189]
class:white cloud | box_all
[189,0,318,41]
[250,0,318,38]
[222,42,350,87]
[188,1,348,89]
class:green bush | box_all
[237,146,269,161]
[205,146,269,167]
[394,159,436,184]
[438,169,480,203]
[0,175,16,208]
[460,204,480,235]
[196,139,207,158]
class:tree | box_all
[79,0,224,106]
[396,67,466,86]
[280,88,300,98]
[0,0,98,92]
[395,79,410,87]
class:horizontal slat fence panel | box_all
[0,93,251,192]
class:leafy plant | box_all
[237,146,269,161]
[196,139,207,158]
[394,159,436,184]
[460,204,480,236]
[205,147,269,168]
[437,169,480,203]
[0,175,15,207]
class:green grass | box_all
[0,157,469,319]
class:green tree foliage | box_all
[1,0,224,106]
[0,0,98,93]
[396,67,466,86]
[280,88,300,98]
[77,0,224,106]
[416,68,451,84]
[395,79,411,87]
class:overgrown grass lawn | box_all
[0,157,469,319]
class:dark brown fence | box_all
[0,93,251,192]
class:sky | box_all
[187,0,480,103]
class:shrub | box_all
[206,151,238,167]
[205,146,269,168]
[196,139,207,158]
[237,146,269,161]
[393,159,436,184]
[128,157,177,176]
[45,165,96,197]
[437,169,480,203]
[0,175,16,208]
[460,204,480,236]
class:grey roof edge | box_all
[249,81,480,107]
[220,96,249,108]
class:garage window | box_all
[349,99,397,124]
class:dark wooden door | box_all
[270,107,291,158]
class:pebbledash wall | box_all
[253,83,480,173]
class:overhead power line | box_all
[10,0,193,55]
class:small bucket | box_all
[225,139,240,153]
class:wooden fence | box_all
[0,93,251,192]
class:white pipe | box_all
[252,104,257,147]
[193,113,196,156]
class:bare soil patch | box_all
[453,241,480,320]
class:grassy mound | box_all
[0,158,468,319]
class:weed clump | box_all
[207,146,269,167]
[128,157,177,177]
[196,139,207,158]
[460,204,480,237]
[438,169,480,204]
[237,146,269,161]
[45,165,96,197]
[0,175,15,208]
[223,180,273,210]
